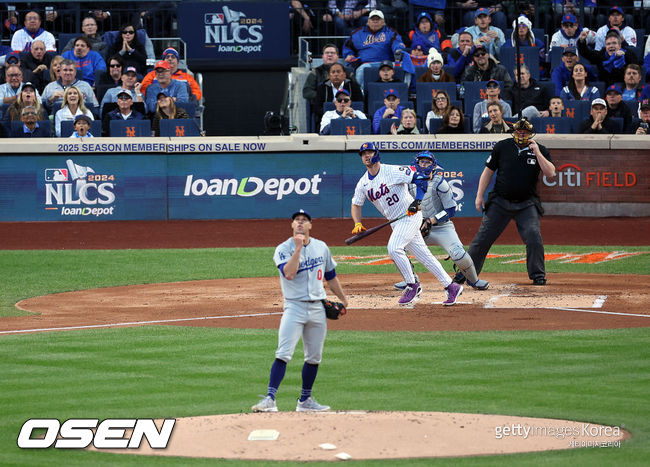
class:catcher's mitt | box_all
[420,217,432,238]
[322,299,346,320]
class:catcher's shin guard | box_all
[453,250,480,285]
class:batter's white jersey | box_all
[352,164,416,219]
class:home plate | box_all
[490,294,607,309]
[248,429,280,441]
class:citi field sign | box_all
[543,163,638,189]
[179,2,289,60]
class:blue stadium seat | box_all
[462,81,503,102]
[57,33,78,54]
[609,117,624,134]
[428,118,443,134]
[562,100,591,131]
[175,101,197,119]
[363,66,406,94]
[550,46,591,69]
[329,118,371,135]
[379,118,401,134]
[109,119,151,137]
[498,47,540,81]
[530,117,572,134]
[60,119,102,137]
[624,99,639,115]
[160,119,201,137]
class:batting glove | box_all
[407,200,421,216]
[352,222,366,234]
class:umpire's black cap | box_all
[291,209,312,221]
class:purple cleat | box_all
[398,282,421,307]
[443,282,463,306]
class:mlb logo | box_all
[205,13,224,24]
[45,168,68,181]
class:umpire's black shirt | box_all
[486,138,552,202]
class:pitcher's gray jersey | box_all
[273,237,336,301]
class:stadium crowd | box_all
[0,3,199,138]
[298,2,650,136]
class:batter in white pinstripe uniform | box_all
[351,142,464,307]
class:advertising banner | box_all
[178,2,289,61]
[0,155,167,221]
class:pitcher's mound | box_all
[97,411,627,461]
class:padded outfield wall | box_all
[0,134,647,221]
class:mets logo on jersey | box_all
[367,182,390,202]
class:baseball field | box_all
[1,217,649,465]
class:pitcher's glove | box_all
[322,299,346,320]
[420,217,432,238]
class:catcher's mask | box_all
[414,151,436,177]
[512,117,535,146]
[359,142,380,164]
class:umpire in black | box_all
[454,118,556,286]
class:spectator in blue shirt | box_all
[445,30,475,81]
[62,36,106,86]
[372,87,404,134]
[342,9,406,92]
[144,60,189,113]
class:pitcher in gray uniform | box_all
[394,151,489,291]
[252,209,348,413]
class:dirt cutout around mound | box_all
[6,273,650,334]
[92,411,628,461]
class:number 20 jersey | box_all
[352,164,415,220]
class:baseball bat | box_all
[345,213,408,245]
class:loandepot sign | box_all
[183,174,323,200]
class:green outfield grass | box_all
[0,247,649,465]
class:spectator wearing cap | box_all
[41,59,99,112]
[621,64,643,102]
[2,81,44,124]
[62,36,106,86]
[100,66,145,115]
[472,78,512,133]
[140,48,202,103]
[342,9,406,92]
[503,64,549,119]
[0,65,41,105]
[578,29,638,88]
[551,46,598,96]
[504,15,548,77]
[408,12,441,54]
[604,84,633,132]
[12,105,48,137]
[103,90,145,136]
[109,23,147,75]
[559,63,600,103]
[408,45,428,67]
[459,2,507,31]
[550,13,595,50]
[372,88,404,134]
[70,114,94,138]
[319,89,367,135]
[1,50,34,84]
[144,60,189,114]
[578,98,618,134]
[10,11,56,53]
[418,49,454,83]
[446,30,475,81]
[594,6,636,52]
[315,62,363,128]
[322,0,371,36]
[631,99,650,135]
[18,40,50,93]
[464,7,506,59]
[461,44,513,89]
[62,16,108,59]
[376,60,401,84]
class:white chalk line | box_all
[0,311,284,335]
[543,307,650,318]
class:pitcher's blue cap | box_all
[291,209,311,221]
